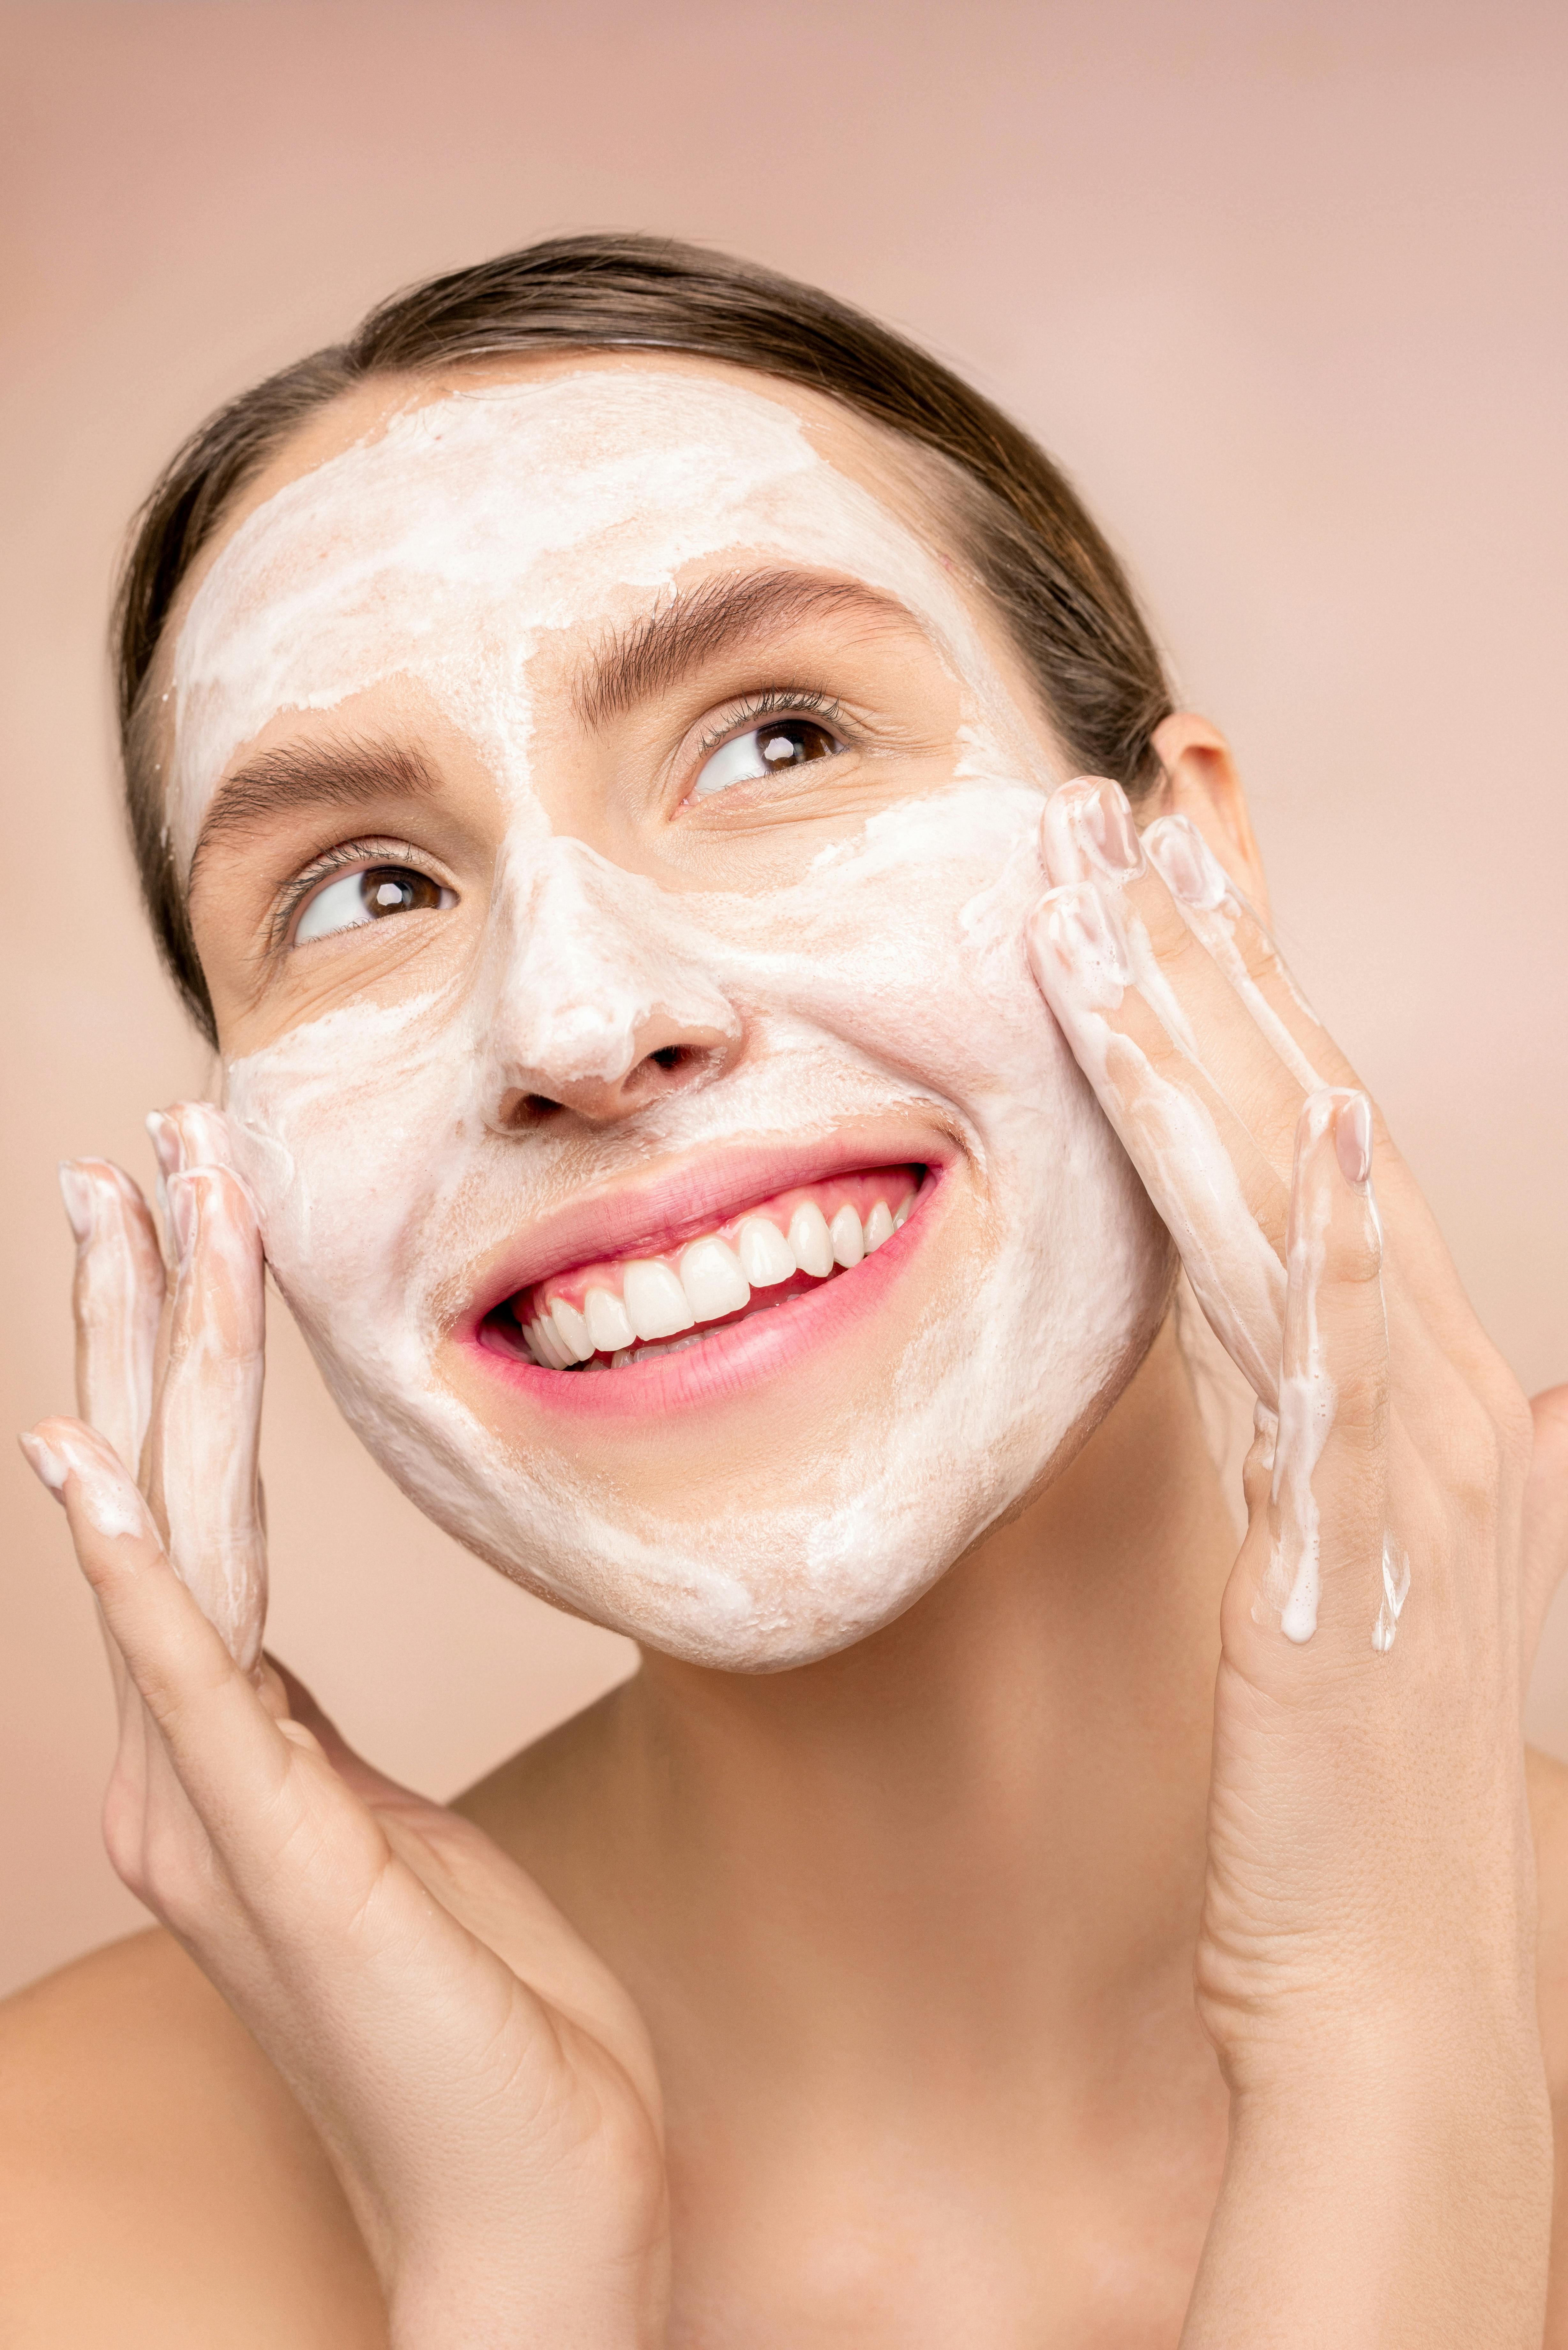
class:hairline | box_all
[135,348,1057,867]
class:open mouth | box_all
[479,1163,924,1373]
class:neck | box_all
[484,1311,1239,2094]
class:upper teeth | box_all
[737,1216,795,1286]
[509,1172,918,1369]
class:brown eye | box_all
[756,719,838,769]
[361,867,445,918]
[692,717,844,798]
[294,863,453,945]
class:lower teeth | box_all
[583,1291,797,1372]
[610,1330,708,1368]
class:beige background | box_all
[3,0,1564,1999]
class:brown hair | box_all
[115,232,1173,1040]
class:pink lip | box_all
[458,1121,956,1335]
[456,1162,946,1421]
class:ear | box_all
[1143,713,1270,923]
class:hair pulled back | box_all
[114,233,1172,1040]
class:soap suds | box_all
[178,369,1172,1668]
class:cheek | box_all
[758,814,1172,1361]
[224,995,481,1373]
[750,817,1097,1176]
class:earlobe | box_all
[1146,712,1270,921]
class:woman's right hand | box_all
[21,1106,670,2350]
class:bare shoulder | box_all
[0,1928,383,2347]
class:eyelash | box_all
[692,686,846,765]
[269,688,848,945]
[271,837,442,949]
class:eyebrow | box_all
[189,738,441,880]
[572,567,922,729]
[188,569,920,876]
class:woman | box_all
[6,233,1566,2345]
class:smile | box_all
[480,1164,922,1372]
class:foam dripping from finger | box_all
[1270,1101,1337,1643]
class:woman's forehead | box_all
[213,349,919,530]
[166,360,993,862]
[181,352,952,626]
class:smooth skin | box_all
[5,363,1568,2342]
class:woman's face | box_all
[172,353,1170,1669]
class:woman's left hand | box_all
[1027,775,1568,2348]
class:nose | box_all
[478,839,742,1131]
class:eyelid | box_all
[271,838,455,951]
[692,686,845,757]
[678,687,854,805]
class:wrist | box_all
[1219,1979,1545,2114]
[388,2278,661,2350]
[386,2237,667,2350]
[1184,2019,1553,2349]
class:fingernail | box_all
[146,1110,184,1181]
[167,1170,199,1265]
[1146,815,1228,910]
[19,1430,68,1501]
[1335,1093,1372,1186]
[1079,778,1144,877]
[1036,880,1132,994]
[1040,780,1093,885]
[57,1162,95,1245]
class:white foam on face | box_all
[170,372,1023,866]
[178,368,1172,1669]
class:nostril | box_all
[617,1043,705,1103]
[493,1040,719,1131]
[495,1088,566,1130]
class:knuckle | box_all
[1333,1211,1385,1283]
[1492,1383,1535,1478]
[1328,1363,1390,1448]
[1443,1388,1527,1513]
[1154,913,1206,983]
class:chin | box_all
[278,1152,1171,1673]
